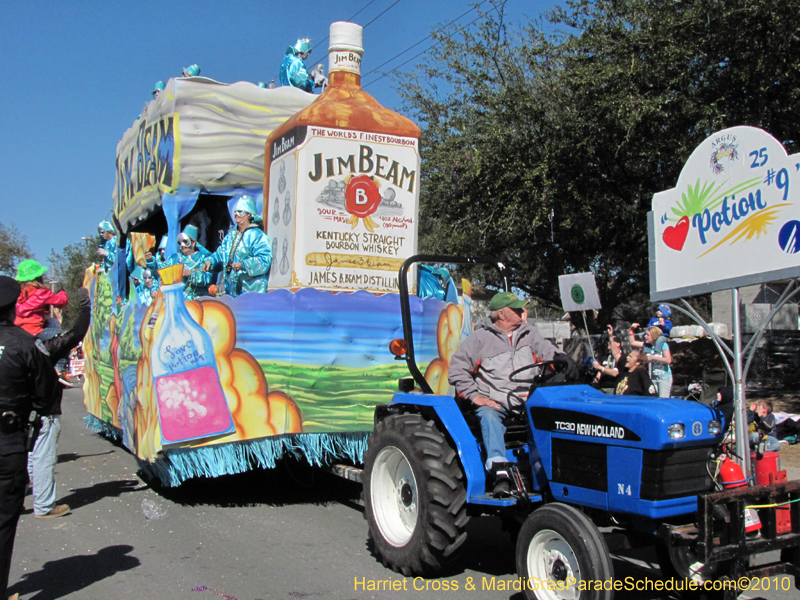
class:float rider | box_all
[280,39,321,93]
[202,196,272,297]
[181,64,200,77]
[152,81,165,99]
[96,221,117,274]
[448,291,579,496]
[133,268,158,307]
[177,225,211,300]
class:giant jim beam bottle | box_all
[151,264,235,444]
[265,21,421,293]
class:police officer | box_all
[0,275,58,600]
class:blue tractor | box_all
[361,256,800,600]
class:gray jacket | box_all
[448,321,559,409]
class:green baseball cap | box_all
[488,291,528,311]
[15,259,48,282]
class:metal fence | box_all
[741,303,800,385]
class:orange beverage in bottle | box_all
[265,21,421,293]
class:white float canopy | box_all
[113,76,315,233]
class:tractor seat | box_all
[455,396,529,449]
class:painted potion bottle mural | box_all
[152,264,234,444]
[265,21,421,293]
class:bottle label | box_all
[329,50,362,75]
[267,126,419,293]
[155,366,234,443]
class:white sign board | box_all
[650,126,800,300]
[558,272,602,312]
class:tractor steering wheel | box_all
[509,360,558,384]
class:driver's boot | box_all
[489,462,513,497]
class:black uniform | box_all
[0,319,58,598]
[39,289,92,417]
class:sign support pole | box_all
[581,310,596,361]
[731,288,751,478]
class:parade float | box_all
[84,22,471,486]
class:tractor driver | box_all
[448,291,578,496]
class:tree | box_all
[397,0,800,328]
[0,222,32,275]
[49,237,101,328]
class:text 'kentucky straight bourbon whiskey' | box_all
[265,21,421,293]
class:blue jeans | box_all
[27,416,61,516]
[475,405,508,470]
[38,328,68,373]
[749,431,781,453]
[653,372,672,397]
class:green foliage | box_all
[118,306,139,363]
[91,274,114,355]
[49,237,101,328]
[0,222,32,276]
[396,0,800,328]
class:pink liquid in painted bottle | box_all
[151,268,234,444]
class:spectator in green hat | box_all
[14,260,68,337]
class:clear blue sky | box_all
[0,0,557,269]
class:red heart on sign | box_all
[662,216,690,251]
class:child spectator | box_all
[647,304,673,336]
[748,399,780,452]
[14,260,68,336]
[629,324,673,397]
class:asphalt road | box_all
[7,387,798,600]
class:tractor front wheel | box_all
[516,503,614,600]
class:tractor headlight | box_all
[708,420,722,435]
[668,423,685,439]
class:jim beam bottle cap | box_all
[328,22,363,75]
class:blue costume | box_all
[100,237,117,272]
[131,266,159,306]
[205,196,272,297]
[647,304,673,335]
[280,38,313,93]
[135,281,158,306]
[97,221,118,273]
[177,225,212,300]
[145,256,161,278]
[180,248,212,300]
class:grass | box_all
[258,359,421,432]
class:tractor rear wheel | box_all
[362,413,469,576]
[516,503,614,600]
